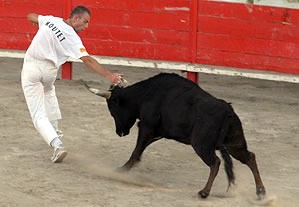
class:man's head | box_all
[69,6,91,33]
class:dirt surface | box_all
[1,57,298,207]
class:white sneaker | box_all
[51,147,67,163]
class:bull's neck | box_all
[122,85,148,119]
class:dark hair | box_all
[70,6,91,18]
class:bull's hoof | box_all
[257,188,266,200]
[198,190,209,199]
[116,165,130,172]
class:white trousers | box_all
[21,56,61,146]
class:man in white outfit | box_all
[21,6,122,163]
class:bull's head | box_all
[82,80,136,137]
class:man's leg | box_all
[21,62,67,162]
[43,77,67,163]
[44,84,63,136]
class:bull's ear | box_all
[109,84,122,91]
[81,79,111,99]
[119,77,129,87]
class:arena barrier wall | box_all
[0,0,298,81]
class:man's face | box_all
[72,12,90,33]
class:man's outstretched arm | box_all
[80,55,122,84]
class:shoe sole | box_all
[52,150,68,163]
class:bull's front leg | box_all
[120,127,161,171]
[121,145,143,171]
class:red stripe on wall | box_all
[87,9,190,31]
[0,1,63,18]
[198,0,299,25]
[72,0,191,14]
[82,26,190,46]
[198,16,299,42]
[0,33,32,50]
[196,0,299,74]
[197,48,299,74]
[0,17,36,34]
[197,33,299,59]
[83,39,190,62]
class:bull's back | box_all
[141,74,232,143]
[144,75,213,141]
[128,73,228,140]
[139,73,212,99]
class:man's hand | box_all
[109,73,123,85]
[27,13,39,26]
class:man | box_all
[21,6,122,163]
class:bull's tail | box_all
[220,146,235,191]
[218,103,235,190]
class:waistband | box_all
[24,54,56,68]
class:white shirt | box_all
[26,15,89,68]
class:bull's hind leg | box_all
[226,113,266,199]
[193,147,221,198]
[191,120,222,198]
[228,147,266,199]
[199,154,221,198]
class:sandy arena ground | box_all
[0,57,298,207]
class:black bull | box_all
[83,73,266,199]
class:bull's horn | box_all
[81,80,111,99]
